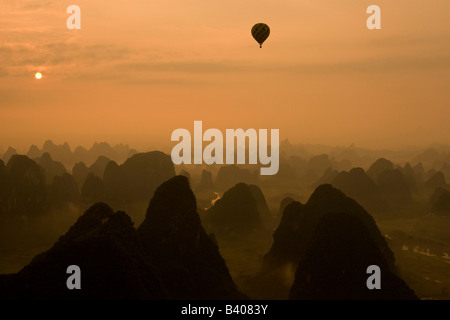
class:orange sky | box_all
[1,0,449,152]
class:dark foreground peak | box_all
[289,213,417,300]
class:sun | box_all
[35,72,43,80]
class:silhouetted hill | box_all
[111,151,175,202]
[377,169,413,208]
[207,183,262,235]
[0,159,5,171]
[278,197,295,217]
[42,140,72,166]
[216,165,257,190]
[0,203,167,299]
[426,169,437,180]
[88,156,111,179]
[413,162,426,179]
[248,184,271,226]
[73,146,88,164]
[425,171,447,189]
[72,162,89,187]
[138,176,244,299]
[263,201,305,270]
[2,147,17,164]
[27,145,41,159]
[38,152,67,184]
[89,142,117,161]
[71,156,111,190]
[413,148,441,168]
[367,158,394,181]
[103,161,125,206]
[314,167,339,186]
[50,173,80,207]
[289,213,418,300]
[263,184,394,271]
[332,167,383,211]
[303,154,333,182]
[81,173,105,204]
[432,192,450,216]
[0,160,9,217]
[70,156,112,191]
[3,155,48,218]
[196,170,215,191]
[441,162,450,183]
[77,151,175,207]
[179,169,191,181]
[19,140,132,170]
[400,163,420,193]
[429,187,449,207]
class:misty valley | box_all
[0,140,449,300]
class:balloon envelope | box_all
[251,23,270,48]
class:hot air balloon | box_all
[251,23,270,48]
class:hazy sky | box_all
[1,0,449,152]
